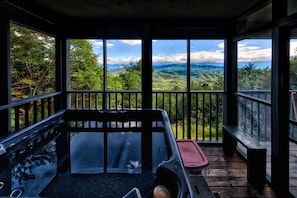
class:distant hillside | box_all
[151,63,224,90]
[153,63,223,76]
[108,62,225,90]
[108,62,224,75]
[107,61,270,90]
[107,61,271,72]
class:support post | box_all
[247,148,266,192]
[271,0,290,196]
[0,10,11,136]
[223,25,238,126]
[55,38,70,111]
[142,25,152,109]
[141,25,153,169]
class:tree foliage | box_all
[119,60,142,90]
[10,23,56,99]
[70,40,103,90]
[290,52,297,90]
[238,63,271,90]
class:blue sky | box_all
[88,39,297,66]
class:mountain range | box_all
[107,61,271,71]
[107,61,271,77]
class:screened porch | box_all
[0,0,296,197]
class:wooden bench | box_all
[223,125,266,192]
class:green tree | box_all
[10,23,56,99]
[70,40,103,90]
[116,60,142,108]
[238,63,271,90]
[119,60,142,90]
[107,75,123,90]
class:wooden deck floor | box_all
[290,141,297,197]
[199,144,277,198]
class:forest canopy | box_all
[10,23,56,99]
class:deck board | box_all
[199,145,277,198]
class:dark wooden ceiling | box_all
[5,0,267,24]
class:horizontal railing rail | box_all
[0,92,62,133]
[238,90,271,102]
[0,92,61,111]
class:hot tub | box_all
[0,109,198,197]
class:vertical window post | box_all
[271,0,289,195]
[0,15,11,136]
[224,26,238,126]
[142,25,152,109]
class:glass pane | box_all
[190,40,224,90]
[290,35,297,92]
[107,132,141,174]
[70,132,104,174]
[152,40,187,90]
[289,29,297,197]
[70,39,103,90]
[237,39,272,100]
[288,0,297,16]
[10,23,56,100]
[152,132,168,173]
[106,39,142,90]
[237,38,272,179]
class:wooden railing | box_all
[237,91,271,142]
[10,89,297,144]
[1,92,61,133]
[67,90,224,143]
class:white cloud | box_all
[153,50,224,63]
[152,40,273,63]
[290,40,297,57]
[97,57,103,65]
[217,42,224,49]
[237,42,271,62]
[191,51,224,62]
[153,53,187,63]
[90,40,103,48]
[107,57,141,65]
[89,39,277,64]
[237,43,246,48]
[88,40,114,48]
[120,40,142,45]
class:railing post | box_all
[187,39,191,139]
[103,39,107,109]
